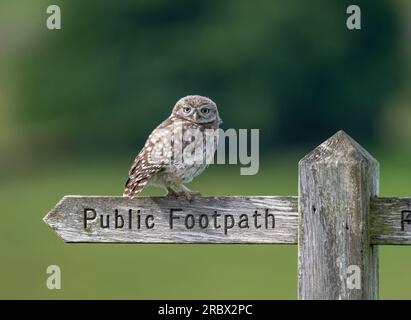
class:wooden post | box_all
[298,130,379,300]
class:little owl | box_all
[123,95,222,199]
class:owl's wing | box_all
[123,151,163,198]
[123,119,173,198]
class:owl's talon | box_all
[166,186,201,200]
[166,190,179,197]
[182,191,201,201]
[167,191,201,201]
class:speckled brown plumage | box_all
[123,95,222,199]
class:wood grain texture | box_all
[43,195,411,245]
[298,130,379,300]
[44,195,298,244]
[370,197,411,245]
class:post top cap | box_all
[299,130,378,165]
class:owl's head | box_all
[172,95,222,125]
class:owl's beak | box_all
[193,112,198,121]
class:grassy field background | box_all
[1,0,411,300]
[1,149,410,299]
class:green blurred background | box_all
[1,0,411,299]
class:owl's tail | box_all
[123,176,148,199]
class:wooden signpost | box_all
[44,131,411,299]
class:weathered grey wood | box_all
[370,197,411,245]
[43,195,411,245]
[44,196,298,243]
[298,130,379,300]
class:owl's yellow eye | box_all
[201,107,210,114]
[183,107,191,113]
